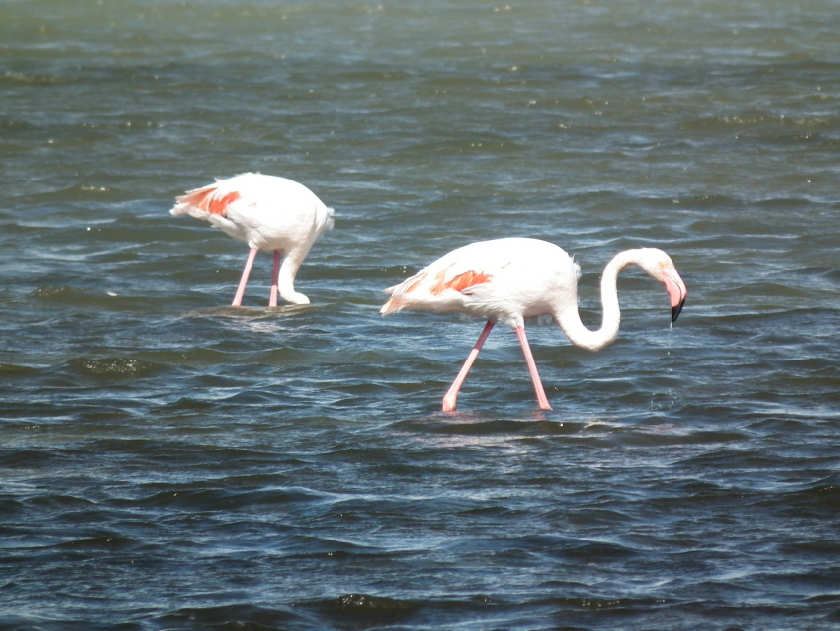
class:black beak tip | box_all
[671,299,686,323]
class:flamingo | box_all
[169,173,335,306]
[380,237,687,412]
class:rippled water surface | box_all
[2,0,840,629]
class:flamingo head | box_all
[635,249,688,322]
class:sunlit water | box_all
[2,1,840,629]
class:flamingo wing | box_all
[172,179,245,218]
[381,248,500,315]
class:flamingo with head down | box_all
[170,173,334,306]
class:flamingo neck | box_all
[554,250,638,352]
[276,250,311,305]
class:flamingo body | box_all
[382,239,579,327]
[170,173,334,306]
[381,237,687,412]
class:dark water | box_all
[2,0,840,629]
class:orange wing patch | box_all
[177,186,241,217]
[209,191,241,216]
[430,270,492,296]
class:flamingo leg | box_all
[269,251,281,307]
[514,326,552,411]
[443,319,495,412]
[232,248,258,307]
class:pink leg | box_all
[443,320,495,412]
[514,326,552,411]
[269,251,281,307]
[232,248,258,307]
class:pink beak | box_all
[663,268,687,322]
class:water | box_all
[2,0,840,629]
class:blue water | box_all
[2,0,840,629]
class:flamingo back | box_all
[381,237,580,327]
[170,173,335,253]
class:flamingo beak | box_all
[663,268,687,322]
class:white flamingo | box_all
[170,173,334,306]
[381,237,687,412]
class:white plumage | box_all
[381,238,687,412]
[170,173,334,306]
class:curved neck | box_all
[554,250,638,352]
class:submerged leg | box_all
[442,319,495,412]
[269,251,281,307]
[232,248,258,307]
[514,326,552,411]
